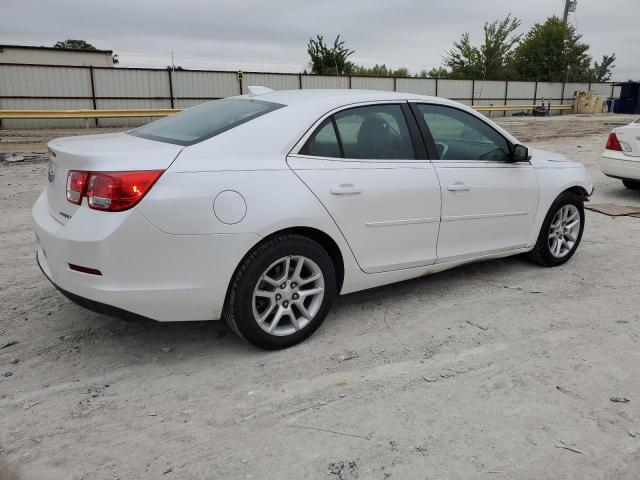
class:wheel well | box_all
[252,227,345,293]
[563,186,589,200]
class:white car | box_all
[601,118,640,189]
[33,88,593,349]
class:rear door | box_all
[287,102,441,274]
[410,102,539,263]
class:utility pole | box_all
[562,0,577,23]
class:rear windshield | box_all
[129,98,284,146]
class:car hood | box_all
[528,148,583,169]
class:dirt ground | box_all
[1,114,640,480]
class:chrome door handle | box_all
[330,184,362,195]
[447,183,471,191]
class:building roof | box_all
[0,44,113,54]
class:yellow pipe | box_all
[0,109,181,119]
[472,104,573,111]
[0,105,573,119]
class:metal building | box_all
[0,44,114,67]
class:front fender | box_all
[528,166,593,246]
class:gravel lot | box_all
[1,114,640,480]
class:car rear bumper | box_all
[32,189,260,322]
[601,152,640,181]
[37,253,153,322]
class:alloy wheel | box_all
[252,255,325,336]
[548,204,581,258]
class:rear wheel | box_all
[224,234,336,349]
[528,192,584,267]
[622,179,640,190]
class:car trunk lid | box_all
[46,132,183,224]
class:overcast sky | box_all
[1,0,637,79]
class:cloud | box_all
[0,0,637,79]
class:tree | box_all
[417,67,450,78]
[53,39,97,50]
[53,39,119,64]
[510,16,591,82]
[352,64,409,77]
[307,35,355,75]
[589,54,616,82]
[443,14,521,80]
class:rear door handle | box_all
[330,184,362,195]
[447,182,471,191]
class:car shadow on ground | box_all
[37,254,536,369]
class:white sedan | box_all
[33,87,593,349]
[602,118,640,189]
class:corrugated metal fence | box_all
[0,62,621,129]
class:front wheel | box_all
[528,192,585,267]
[223,234,336,349]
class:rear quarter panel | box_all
[135,159,364,293]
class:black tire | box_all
[528,192,585,267]
[223,234,336,349]
[622,179,640,190]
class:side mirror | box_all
[512,144,530,162]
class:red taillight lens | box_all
[85,170,164,211]
[605,132,622,151]
[66,171,89,205]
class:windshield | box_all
[129,98,284,146]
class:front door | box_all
[288,103,441,274]
[411,103,539,262]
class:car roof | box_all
[236,88,460,111]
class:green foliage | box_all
[510,16,591,82]
[53,39,119,64]
[307,35,355,75]
[444,14,521,80]
[306,19,617,82]
[53,39,97,50]
[352,64,409,77]
[589,54,616,82]
[418,67,451,78]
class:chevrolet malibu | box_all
[33,88,593,349]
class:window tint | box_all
[129,98,284,146]
[334,105,415,160]
[417,104,511,161]
[299,119,341,158]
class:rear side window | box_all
[129,98,284,146]
[299,119,341,158]
[334,105,415,160]
[300,104,415,160]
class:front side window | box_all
[417,104,511,161]
[130,98,284,146]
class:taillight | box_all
[66,171,88,204]
[605,132,622,151]
[66,170,163,211]
[86,170,164,211]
